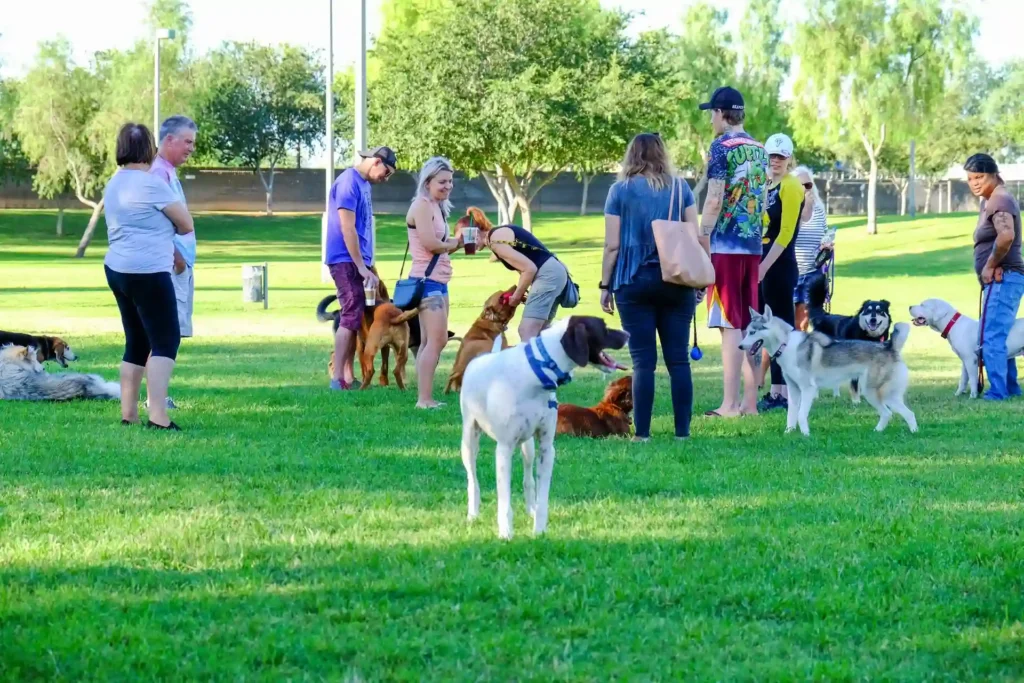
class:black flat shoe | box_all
[145,420,182,431]
[121,419,138,426]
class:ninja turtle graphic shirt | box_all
[706,132,768,255]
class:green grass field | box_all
[2,208,1024,681]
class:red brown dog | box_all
[556,375,634,438]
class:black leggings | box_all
[759,254,797,386]
[105,265,181,366]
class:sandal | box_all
[145,420,182,431]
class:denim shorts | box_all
[793,272,816,304]
[422,279,449,298]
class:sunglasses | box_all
[803,182,813,190]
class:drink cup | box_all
[463,227,479,255]
[364,285,376,307]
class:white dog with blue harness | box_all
[458,315,629,539]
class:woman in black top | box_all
[470,214,569,341]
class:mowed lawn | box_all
[2,208,1024,681]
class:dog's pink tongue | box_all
[599,352,628,371]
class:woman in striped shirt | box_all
[792,166,831,331]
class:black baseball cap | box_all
[698,86,745,111]
[358,146,397,170]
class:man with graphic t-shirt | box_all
[325,146,397,391]
[697,86,769,418]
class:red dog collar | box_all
[941,312,961,339]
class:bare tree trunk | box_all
[580,174,591,216]
[861,126,885,236]
[257,164,277,216]
[924,184,933,214]
[481,170,513,225]
[56,207,64,237]
[900,186,908,216]
[825,177,832,215]
[74,199,104,258]
[692,164,709,198]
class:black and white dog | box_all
[459,316,629,540]
[808,274,892,342]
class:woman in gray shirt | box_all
[103,122,193,430]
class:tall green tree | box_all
[13,40,109,255]
[192,42,324,215]
[331,69,356,167]
[0,65,32,186]
[793,0,975,233]
[735,0,790,144]
[371,0,675,231]
[984,59,1024,160]
[665,2,736,194]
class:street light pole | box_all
[322,0,335,283]
[153,28,176,135]
[354,0,367,162]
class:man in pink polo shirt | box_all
[149,115,197,410]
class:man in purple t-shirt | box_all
[326,146,397,390]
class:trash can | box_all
[242,263,268,309]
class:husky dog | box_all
[739,306,917,436]
[0,344,120,401]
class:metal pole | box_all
[322,0,334,283]
[154,38,161,134]
[908,139,916,218]
[354,0,368,162]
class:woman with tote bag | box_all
[600,133,709,441]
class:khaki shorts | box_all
[523,259,568,322]
[172,266,194,338]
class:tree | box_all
[332,69,356,167]
[735,0,790,145]
[793,0,975,234]
[0,72,32,186]
[192,42,324,214]
[371,0,674,231]
[13,40,109,255]
[664,3,736,194]
[985,60,1024,160]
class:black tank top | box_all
[491,225,553,271]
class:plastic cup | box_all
[364,286,376,307]
[463,227,478,255]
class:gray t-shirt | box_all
[974,188,1024,280]
[103,169,180,274]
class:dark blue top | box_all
[491,225,554,271]
[604,176,696,291]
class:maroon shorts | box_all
[328,262,365,332]
[706,253,760,330]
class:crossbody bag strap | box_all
[398,241,410,279]
[424,252,441,278]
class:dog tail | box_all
[807,273,829,322]
[316,295,338,323]
[887,322,911,355]
[391,307,420,324]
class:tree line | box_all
[1,0,1022,252]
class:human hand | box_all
[982,264,996,285]
[696,288,706,304]
[758,262,768,283]
[360,268,379,291]
[172,251,186,275]
[601,289,615,315]
[509,290,525,306]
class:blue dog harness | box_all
[525,337,571,409]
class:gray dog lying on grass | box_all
[0,344,120,401]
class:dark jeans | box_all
[759,253,798,386]
[615,263,696,438]
[105,265,181,366]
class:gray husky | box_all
[0,344,120,401]
[739,306,917,436]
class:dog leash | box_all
[691,313,703,361]
[978,285,990,394]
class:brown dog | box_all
[0,330,77,367]
[321,278,419,389]
[443,286,521,394]
[556,375,634,437]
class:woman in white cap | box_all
[757,132,805,412]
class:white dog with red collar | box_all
[910,298,1024,398]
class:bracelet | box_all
[598,283,609,290]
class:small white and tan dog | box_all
[459,316,628,540]
[909,298,1024,398]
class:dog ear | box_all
[560,318,591,367]
[762,305,773,321]
[749,306,760,320]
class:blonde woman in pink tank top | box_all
[405,156,464,409]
